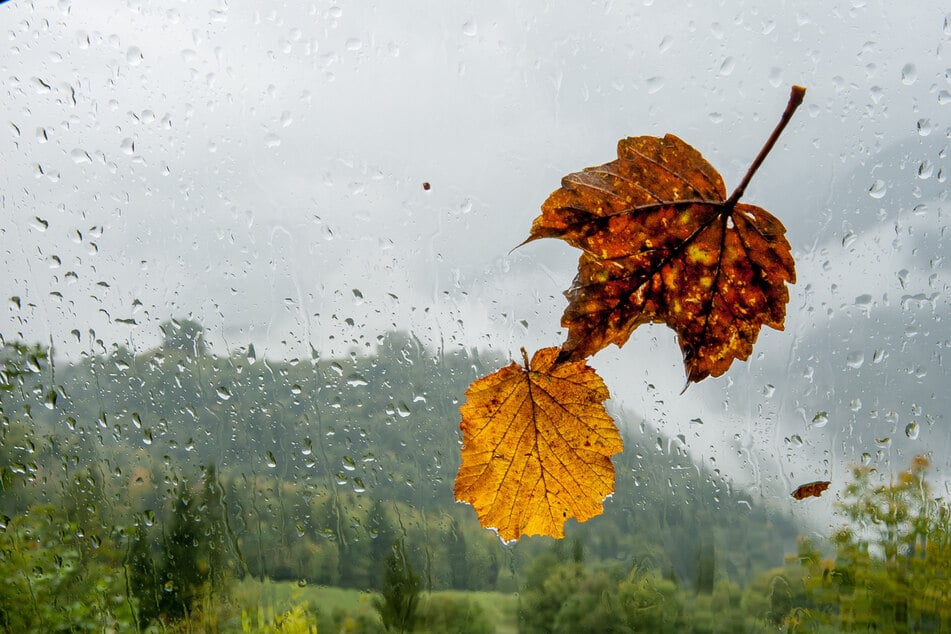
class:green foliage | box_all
[374,540,421,632]
[519,555,689,633]
[0,329,807,629]
[415,593,494,634]
[763,455,951,632]
[159,467,236,622]
[159,317,208,355]
[0,504,134,632]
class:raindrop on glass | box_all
[810,412,829,428]
[346,373,368,387]
[126,46,144,65]
[904,421,919,440]
[846,352,865,369]
[900,63,917,85]
[645,76,664,94]
[868,179,886,199]
[768,67,783,87]
[718,57,735,76]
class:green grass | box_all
[233,580,519,633]
[437,591,518,634]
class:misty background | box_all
[2,0,949,528]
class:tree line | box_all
[2,322,945,631]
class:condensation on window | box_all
[1,1,948,631]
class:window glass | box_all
[1,1,948,631]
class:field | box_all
[233,579,519,633]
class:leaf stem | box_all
[520,347,531,370]
[725,85,806,208]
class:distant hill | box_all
[1,327,802,590]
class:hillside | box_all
[1,324,800,591]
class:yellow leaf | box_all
[454,347,622,541]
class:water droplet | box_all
[868,179,886,199]
[396,402,411,418]
[768,67,783,87]
[265,451,277,468]
[917,160,933,179]
[70,148,92,164]
[846,352,865,369]
[345,38,362,51]
[265,133,281,148]
[645,76,664,94]
[342,456,356,471]
[142,429,153,445]
[917,118,932,136]
[900,62,917,85]
[938,90,951,105]
[346,373,368,387]
[810,412,829,428]
[718,57,735,76]
[762,384,776,398]
[875,437,892,449]
[216,386,232,400]
[330,362,343,376]
[905,421,919,440]
[850,398,862,412]
[690,417,704,425]
[246,343,256,364]
[44,390,57,410]
[462,20,477,36]
[126,46,144,65]
[32,77,52,94]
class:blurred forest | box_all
[1,322,949,632]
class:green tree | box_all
[126,520,161,628]
[160,480,208,620]
[159,318,207,356]
[0,504,134,632]
[782,454,951,632]
[373,540,420,633]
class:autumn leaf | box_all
[791,480,831,500]
[526,86,804,382]
[454,347,623,541]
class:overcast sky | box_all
[2,0,949,521]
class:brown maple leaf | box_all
[791,480,831,500]
[453,347,623,541]
[526,86,804,382]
